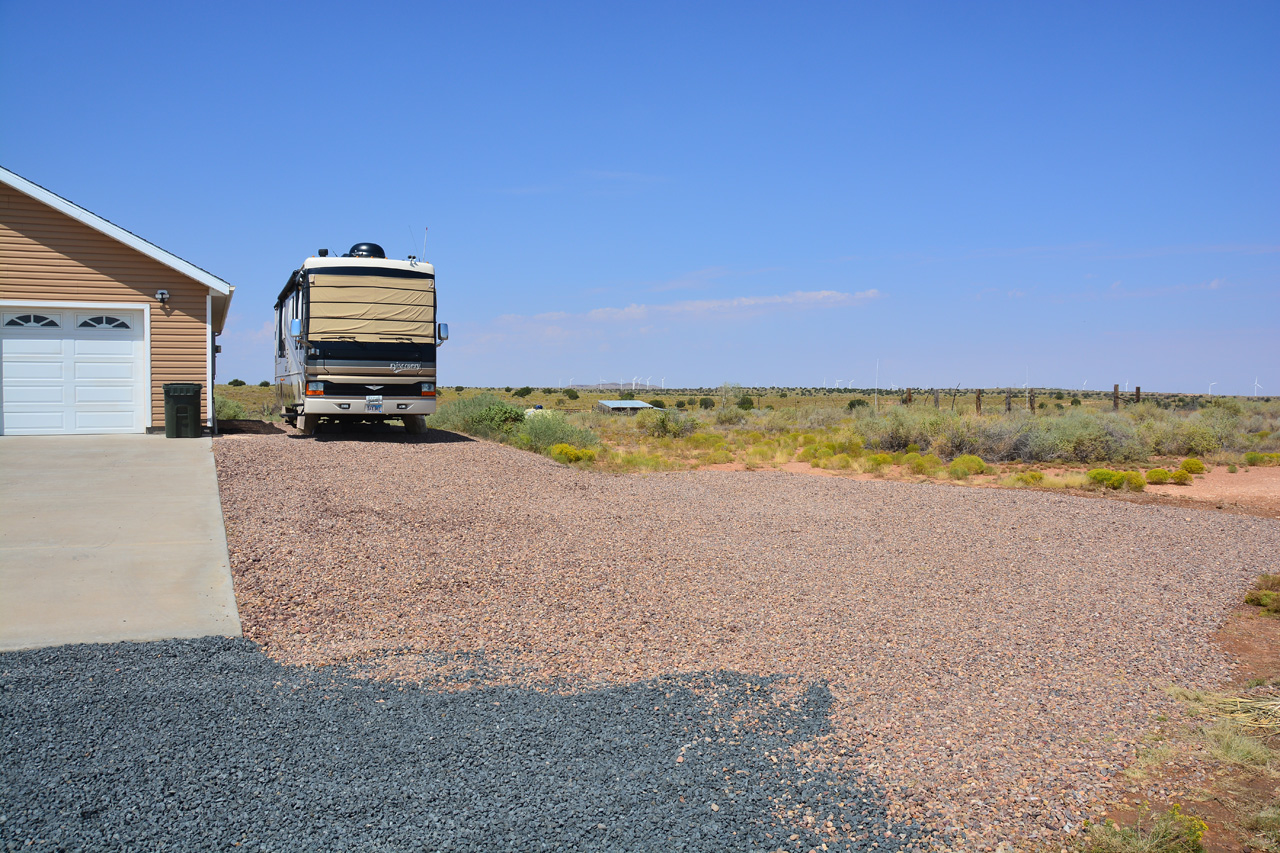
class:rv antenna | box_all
[422,227,428,260]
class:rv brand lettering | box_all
[389,362,421,373]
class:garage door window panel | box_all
[76,315,132,330]
[4,313,61,328]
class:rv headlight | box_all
[306,382,325,396]
[420,382,436,396]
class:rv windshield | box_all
[307,271,436,342]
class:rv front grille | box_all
[319,383,422,397]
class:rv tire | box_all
[403,414,428,435]
[298,414,320,436]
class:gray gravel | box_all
[1,637,923,852]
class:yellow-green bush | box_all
[908,453,944,475]
[1146,468,1171,485]
[704,449,733,464]
[1088,468,1125,489]
[862,452,894,473]
[1179,458,1206,474]
[816,453,853,470]
[1244,451,1280,466]
[948,454,987,479]
[1011,470,1045,486]
[548,443,596,464]
[1171,469,1194,485]
[1122,471,1146,491]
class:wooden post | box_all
[934,388,940,408]
[1005,389,1012,413]
[975,388,982,415]
[906,388,912,405]
[1028,389,1036,411]
[1135,386,1141,403]
[1113,384,1120,411]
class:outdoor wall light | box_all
[155,289,170,304]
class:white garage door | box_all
[1,308,148,435]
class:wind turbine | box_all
[646,375,652,388]
[661,377,665,389]
[1209,381,1217,395]
[1255,377,1263,396]
[1081,380,1088,391]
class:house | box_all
[0,166,233,435]
[595,399,655,415]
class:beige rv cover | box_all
[308,274,436,340]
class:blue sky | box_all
[2,2,1276,394]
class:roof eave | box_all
[0,165,232,296]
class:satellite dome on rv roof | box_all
[345,242,386,258]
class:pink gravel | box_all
[214,432,1280,849]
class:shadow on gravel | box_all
[295,425,475,444]
[1,638,925,852]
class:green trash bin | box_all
[162,382,203,438]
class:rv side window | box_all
[276,310,285,356]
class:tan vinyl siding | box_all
[0,185,210,425]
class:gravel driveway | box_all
[1,638,918,852]
[9,429,1273,851]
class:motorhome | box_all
[274,242,447,434]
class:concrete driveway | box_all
[0,434,240,650]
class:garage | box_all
[1,306,148,434]
[1,166,233,435]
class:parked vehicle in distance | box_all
[274,242,447,435]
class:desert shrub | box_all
[817,453,853,470]
[863,452,894,473]
[547,443,596,464]
[909,453,944,475]
[698,397,715,409]
[1084,804,1205,853]
[1070,397,1081,406]
[846,398,869,410]
[1227,463,1238,473]
[1011,470,1045,486]
[736,394,754,411]
[564,388,579,400]
[686,433,725,449]
[1123,471,1146,492]
[901,451,921,469]
[257,380,270,388]
[214,396,248,420]
[649,399,666,408]
[905,443,920,454]
[619,391,635,400]
[433,393,526,438]
[455,385,465,392]
[227,378,246,387]
[1244,451,1280,466]
[1179,458,1206,474]
[1171,469,1193,485]
[515,411,597,452]
[1087,469,1126,490]
[504,387,512,393]
[636,408,695,438]
[1146,468,1171,485]
[715,408,747,425]
[945,455,982,479]
[512,386,533,398]
[675,400,686,408]
[704,449,733,464]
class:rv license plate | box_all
[365,395,383,413]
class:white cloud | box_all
[461,289,879,351]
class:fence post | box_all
[1005,389,1012,412]
[1113,384,1120,411]
[906,388,912,404]
[1028,389,1036,412]
[975,388,982,415]
[934,389,940,408]
[1135,386,1141,403]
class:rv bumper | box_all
[300,397,437,416]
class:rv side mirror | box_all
[289,319,302,338]
[437,322,449,342]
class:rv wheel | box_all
[403,414,428,435]
[298,414,320,436]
